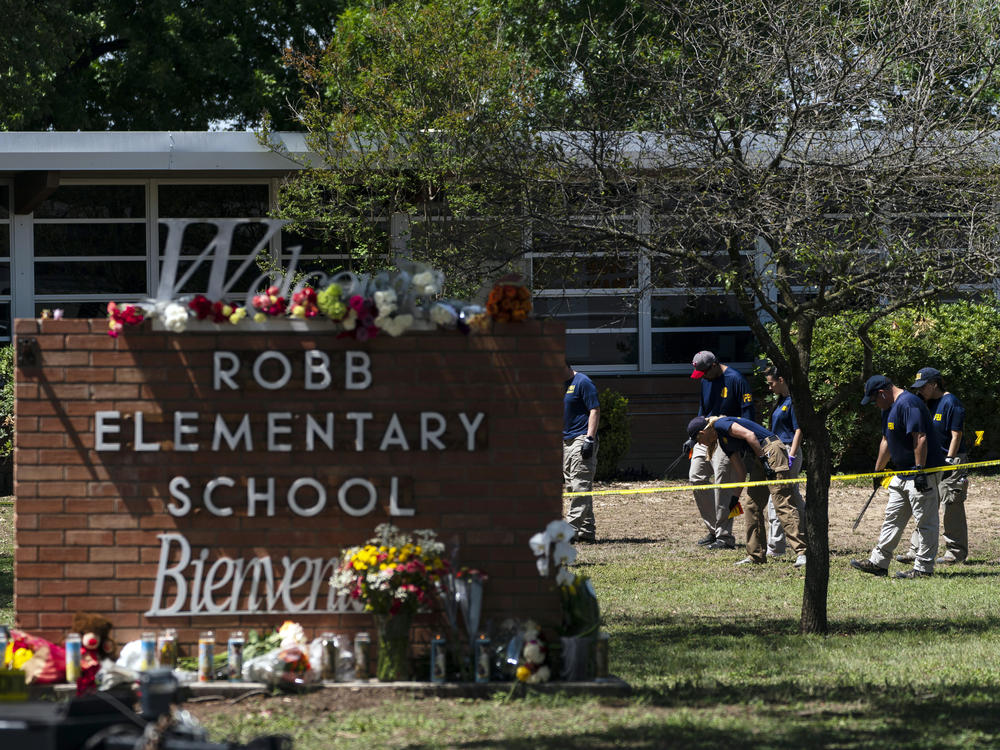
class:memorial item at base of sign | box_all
[7,629,65,685]
[529,520,603,642]
[558,635,595,682]
[485,278,532,323]
[373,611,413,682]
[71,611,117,694]
[515,621,550,684]
[475,634,491,683]
[430,633,446,683]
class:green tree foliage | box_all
[1,0,346,130]
[271,0,543,293]
[807,302,1000,471]
[596,388,631,481]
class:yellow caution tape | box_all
[564,457,1000,497]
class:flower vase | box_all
[373,612,413,681]
[559,636,595,682]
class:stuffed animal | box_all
[71,612,116,694]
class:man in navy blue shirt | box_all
[896,367,968,564]
[686,351,754,550]
[851,375,944,579]
[687,414,806,567]
[564,361,601,543]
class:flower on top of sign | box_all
[101,219,533,338]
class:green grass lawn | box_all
[8,486,1000,748]
[189,479,1000,750]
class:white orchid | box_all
[535,556,549,577]
[551,541,577,567]
[545,520,576,543]
[528,532,548,556]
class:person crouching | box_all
[687,415,807,568]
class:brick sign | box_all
[13,318,564,645]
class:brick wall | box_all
[13,318,565,650]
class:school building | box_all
[0,132,757,475]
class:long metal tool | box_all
[851,485,880,532]
[663,448,690,479]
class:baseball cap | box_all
[687,416,709,438]
[861,375,892,405]
[690,351,718,379]
[910,367,941,389]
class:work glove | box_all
[945,456,960,466]
[787,454,796,470]
[759,455,777,481]
[581,436,595,460]
[913,467,929,493]
[682,437,695,454]
[872,475,882,492]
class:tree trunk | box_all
[800,424,831,634]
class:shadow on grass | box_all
[403,691,1000,749]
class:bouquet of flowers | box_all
[486,281,531,323]
[331,524,450,616]
[529,520,601,638]
[106,301,144,338]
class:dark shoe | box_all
[895,568,933,579]
[894,553,916,563]
[935,554,965,565]
[706,539,736,550]
[850,559,888,577]
[696,533,715,546]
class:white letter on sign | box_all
[95,411,121,451]
[345,351,372,390]
[304,350,332,390]
[147,533,191,616]
[214,351,240,390]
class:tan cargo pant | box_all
[564,434,598,540]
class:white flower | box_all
[528,532,549,557]
[545,520,576,543]
[163,302,189,333]
[342,309,358,330]
[374,289,397,316]
[278,621,306,648]
[412,270,441,295]
[377,313,413,337]
[535,557,549,577]
[430,302,457,327]
[551,541,577,567]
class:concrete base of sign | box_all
[48,676,631,701]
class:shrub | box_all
[0,344,11,460]
[805,301,1000,471]
[596,388,631,480]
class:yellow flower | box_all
[221,304,233,317]
[291,305,305,319]
[253,312,266,323]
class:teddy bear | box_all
[71,611,116,693]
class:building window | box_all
[32,184,146,319]
[0,184,10,339]
[156,183,272,297]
